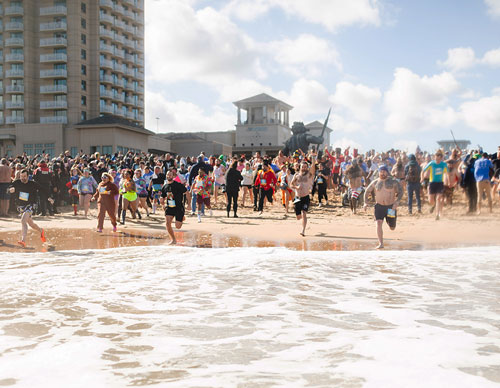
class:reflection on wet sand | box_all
[0,228,428,253]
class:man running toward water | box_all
[290,152,317,236]
[9,169,46,247]
[363,165,403,249]
[160,169,187,245]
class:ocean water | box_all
[0,246,499,387]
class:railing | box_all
[100,0,114,8]
[5,38,24,46]
[126,112,136,120]
[5,69,24,77]
[40,69,67,78]
[40,101,68,109]
[115,19,126,30]
[6,116,25,124]
[100,75,114,83]
[6,102,25,109]
[40,21,67,31]
[100,43,114,53]
[40,53,67,62]
[40,116,67,124]
[100,90,114,98]
[125,97,135,104]
[40,6,67,15]
[99,28,114,39]
[6,85,24,93]
[100,59,114,69]
[100,13,114,24]
[5,22,24,31]
[5,6,24,15]
[137,100,144,108]
[100,105,114,114]
[115,35,125,44]
[40,37,67,46]
[5,54,24,62]
[40,85,67,93]
[114,94,125,102]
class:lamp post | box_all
[156,117,159,132]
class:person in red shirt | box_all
[254,162,277,214]
[325,146,348,192]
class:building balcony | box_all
[40,101,68,109]
[137,100,144,108]
[5,38,24,47]
[40,116,67,124]
[125,24,135,34]
[0,87,3,94]
[40,53,67,63]
[0,117,4,124]
[40,37,67,47]
[124,53,135,63]
[6,85,24,93]
[114,19,126,31]
[0,103,3,109]
[126,112,136,120]
[123,38,135,49]
[114,48,125,58]
[5,53,24,62]
[137,114,144,122]
[114,35,125,44]
[40,85,67,94]
[124,97,135,105]
[136,58,144,66]
[5,69,24,77]
[5,6,24,15]
[100,43,114,54]
[114,4,125,15]
[40,6,67,16]
[40,21,67,31]
[100,13,114,24]
[6,101,24,109]
[100,90,114,99]
[99,0,114,9]
[115,78,125,87]
[40,69,67,78]
[5,22,24,31]
[6,116,24,124]
[100,75,114,84]
[124,10,135,21]
[0,6,3,15]
[100,59,114,69]
[99,28,114,40]
[100,105,114,114]
[137,86,144,93]
[114,94,125,102]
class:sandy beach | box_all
[1,191,498,252]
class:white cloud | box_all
[439,47,477,72]
[225,0,381,31]
[145,0,263,86]
[482,48,500,66]
[331,136,363,151]
[145,92,235,133]
[393,140,419,153]
[485,0,500,18]
[384,68,460,134]
[331,81,381,121]
[460,95,500,132]
[439,47,500,72]
[267,34,342,77]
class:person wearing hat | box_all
[363,165,403,249]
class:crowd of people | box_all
[0,144,498,248]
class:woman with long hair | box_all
[119,169,138,224]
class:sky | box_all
[143,0,500,152]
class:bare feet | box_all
[376,243,384,249]
[168,240,177,245]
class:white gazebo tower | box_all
[233,93,293,155]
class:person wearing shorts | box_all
[364,165,403,249]
[191,168,213,222]
[291,152,317,236]
[161,169,187,245]
[422,151,448,220]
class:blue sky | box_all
[144,0,500,152]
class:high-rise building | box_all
[0,0,153,157]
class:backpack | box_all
[406,164,420,183]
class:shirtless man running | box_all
[290,152,316,236]
[363,165,403,249]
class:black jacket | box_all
[225,168,243,192]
